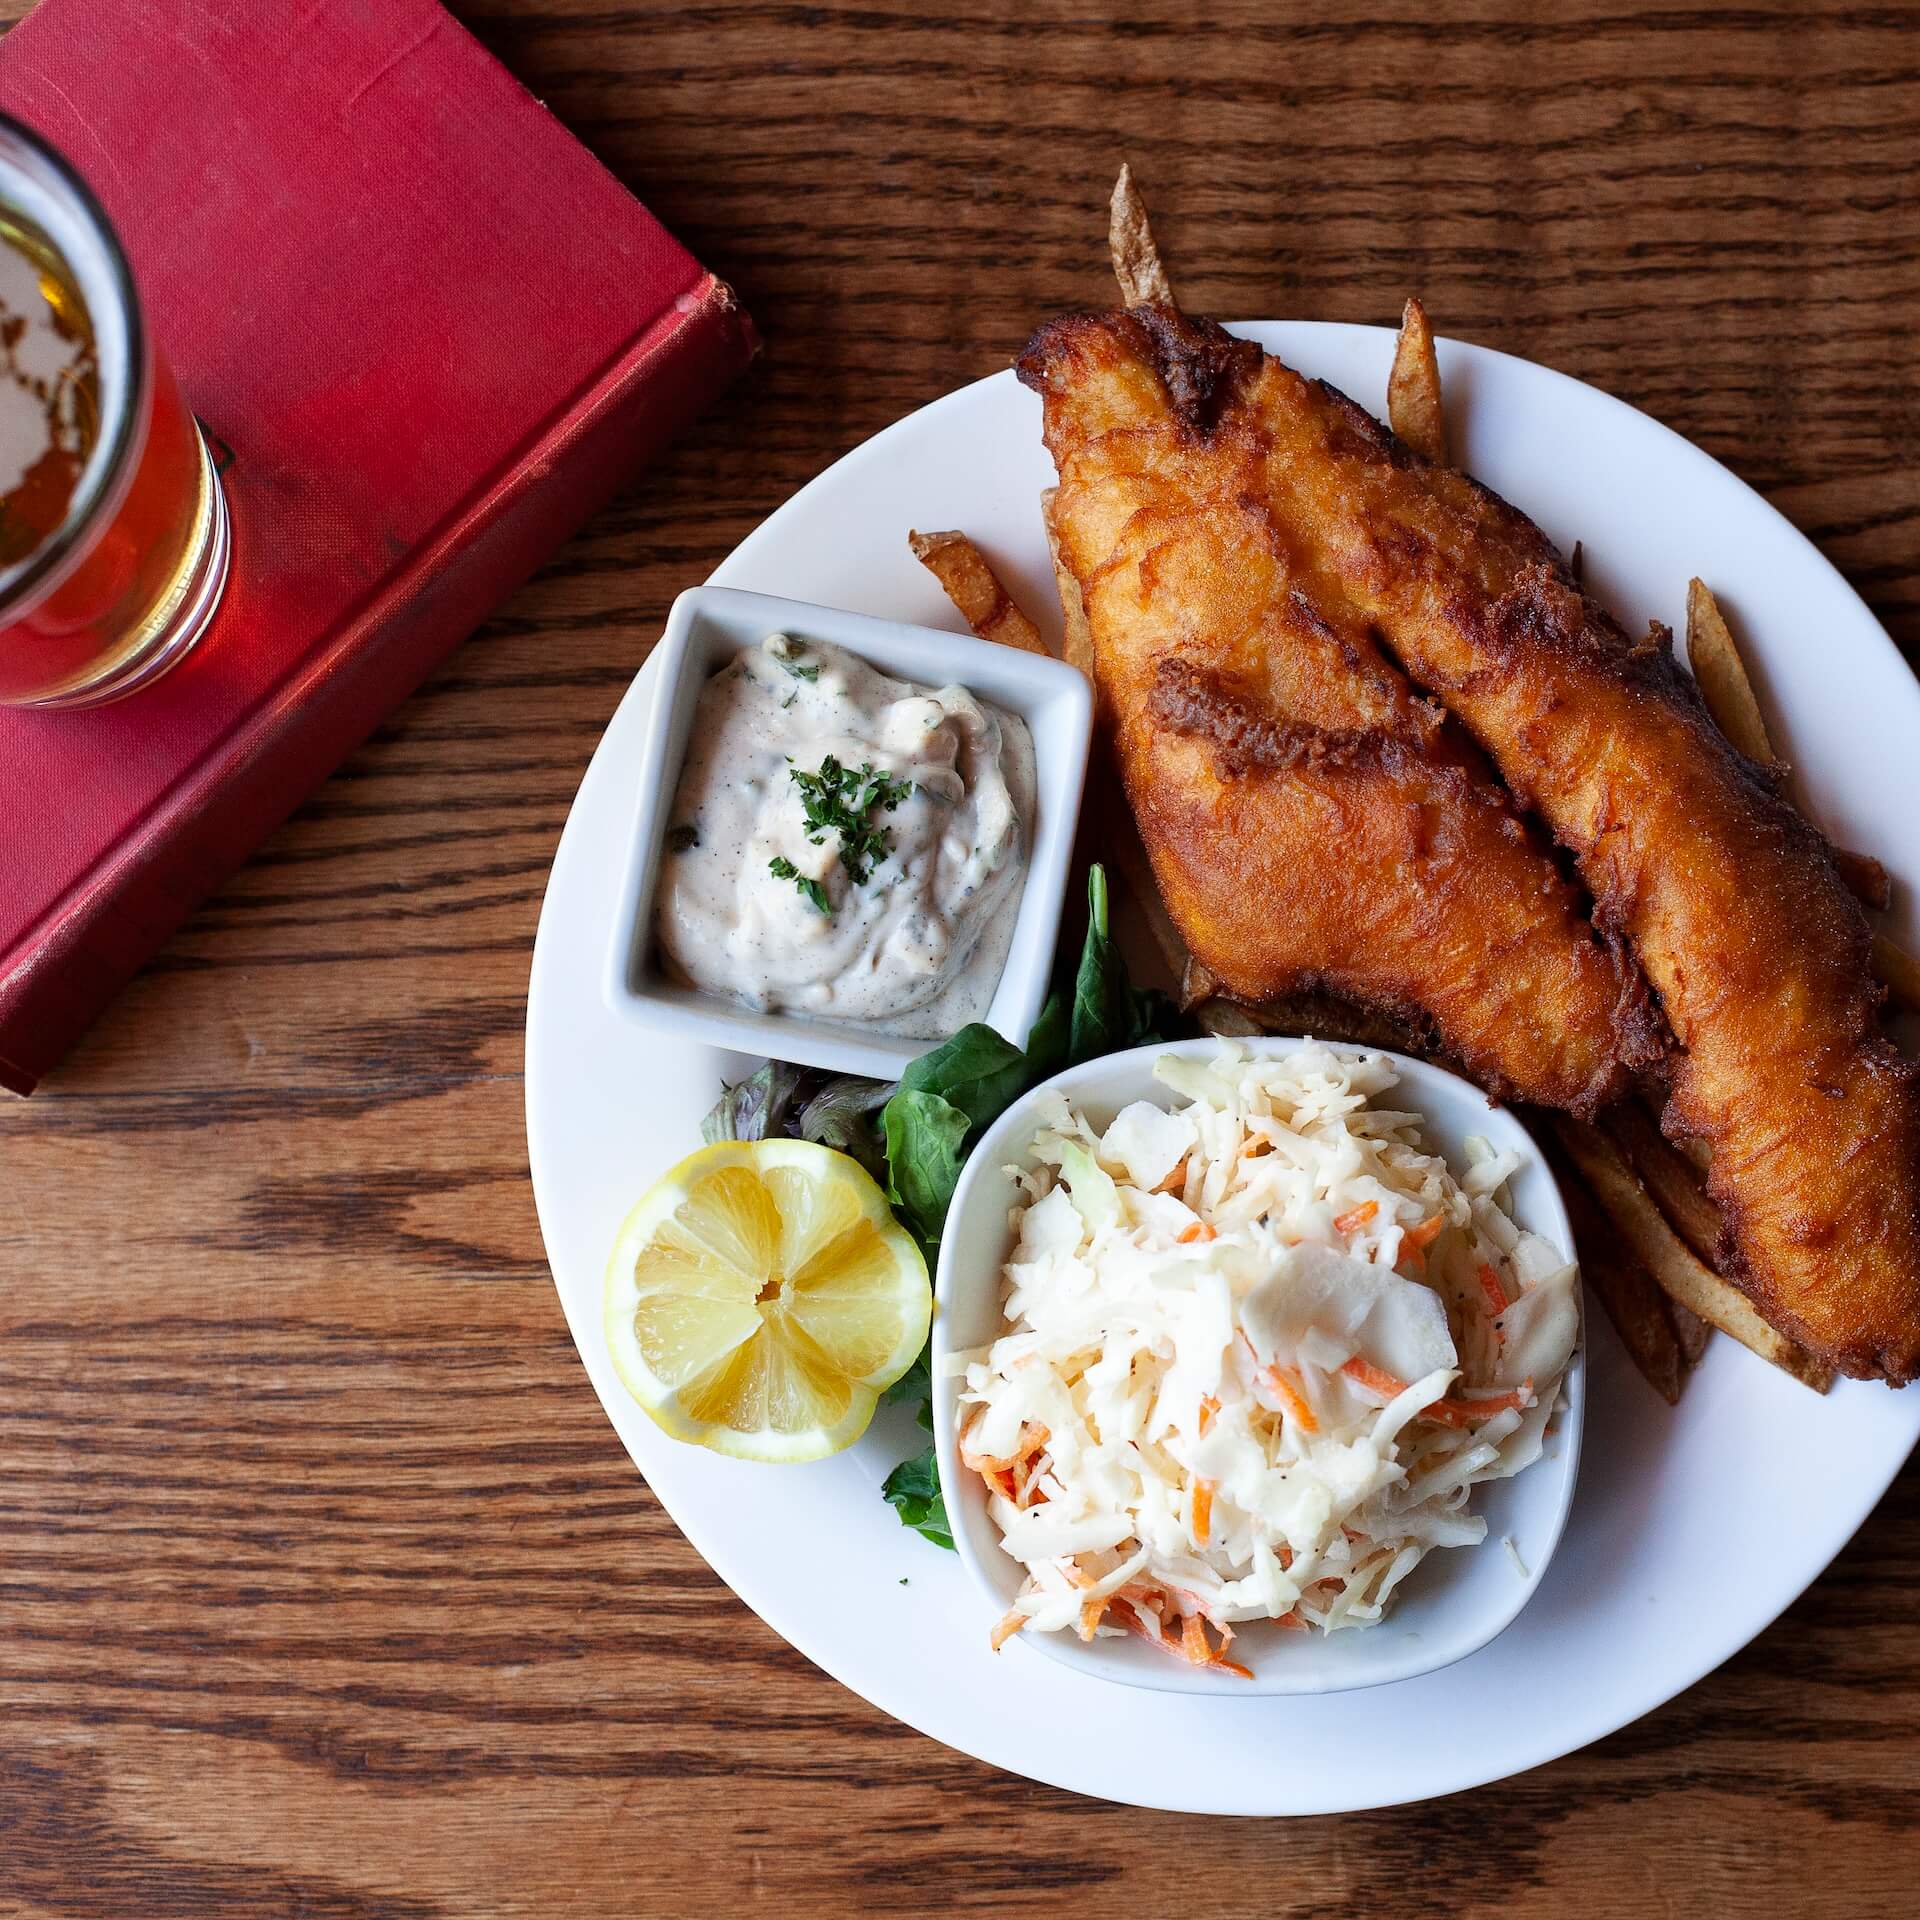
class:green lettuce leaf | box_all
[881,1446,954,1550]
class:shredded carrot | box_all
[1063,1560,1094,1590]
[1341,1355,1410,1400]
[1478,1262,1509,1315]
[1275,1608,1310,1631]
[1399,1211,1446,1272]
[1333,1200,1378,1235]
[990,1608,1026,1651]
[1077,1594,1108,1641]
[1263,1363,1319,1434]
[1155,1156,1190,1193]
[1109,1595,1167,1649]
[1243,1136,1273,1158]
[1422,1380,1535,1428]
[1176,1220,1217,1244]
[1181,1612,1210,1666]
[1192,1479,1214,1544]
[1197,1393,1219,1436]
[965,1421,1048,1490]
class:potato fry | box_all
[908,529,1049,656]
[1040,489,1097,682]
[1109,163,1173,308]
[1688,580,1916,997]
[1602,1101,1725,1272]
[1833,847,1893,913]
[1206,987,1429,1057]
[1668,1296,1712,1367]
[1196,999,1267,1039]
[1387,297,1448,465]
[1685,577,1777,768]
[1874,931,1920,1013]
[1555,1118,1833,1392]
[1551,1143,1686,1405]
[1180,955,1220,1011]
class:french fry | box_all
[1688,579,1919,996]
[1602,1101,1725,1272]
[1554,1118,1833,1392]
[1831,847,1892,912]
[1108,163,1173,309]
[908,529,1049,656]
[1387,297,1448,465]
[1180,955,1220,1011]
[1685,577,1778,768]
[1196,999,1266,1039]
[1874,931,1920,1013]
[1040,489,1097,682]
[1668,1296,1712,1368]
[1551,1143,1686,1405]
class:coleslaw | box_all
[949,1042,1579,1675]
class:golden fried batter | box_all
[1018,309,1656,1115]
[1027,306,1920,1383]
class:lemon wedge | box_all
[604,1139,930,1462]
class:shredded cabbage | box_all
[959,1042,1578,1670]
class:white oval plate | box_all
[526,321,1920,1816]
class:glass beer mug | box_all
[0,113,229,709]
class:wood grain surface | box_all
[5,1,1919,1912]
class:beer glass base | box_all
[23,428,232,711]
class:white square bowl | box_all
[933,1036,1586,1696]
[604,586,1094,1079]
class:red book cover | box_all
[0,0,756,1094]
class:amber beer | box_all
[0,115,228,709]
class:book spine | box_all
[0,275,756,1094]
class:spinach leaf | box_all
[1068,863,1177,1063]
[881,1446,954,1550]
[881,1347,931,1409]
[895,1022,1031,1135]
[1024,989,1070,1087]
[882,1088,970,1249]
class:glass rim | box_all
[0,109,148,616]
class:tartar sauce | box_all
[655,633,1034,1037]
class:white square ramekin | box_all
[604,586,1094,1078]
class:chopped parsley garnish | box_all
[768,855,831,914]
[780,657,820,683]
[767,757,913,917]
[788,756,914,886]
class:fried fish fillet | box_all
[1018,309,1657,1115]
[1027,306,1920,1383]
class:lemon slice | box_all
[604,1139,930,1462]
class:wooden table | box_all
[6,2,1918,1911]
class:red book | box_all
[0,0,756,1094]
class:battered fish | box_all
[1019,309,1656,1115]
[1025,304,1920,1383]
